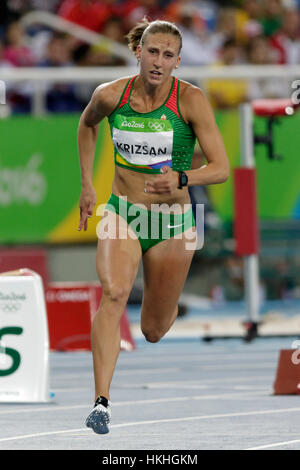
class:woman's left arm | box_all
[183,86,230,186]
[144,86,230,195]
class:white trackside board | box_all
[0,269,50,402]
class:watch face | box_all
[181,173,188,186]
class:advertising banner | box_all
[0,111,299,244]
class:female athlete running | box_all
[78,19,229,434]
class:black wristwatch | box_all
[177,171,188,189]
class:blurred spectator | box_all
[27,29,54,64]
[248,35,273,64]
[246,35,290,99]
[205,37,248,109]
[72,43,98,108]
[210,283,225,304]
[223,256,244,301]
[89,17,127,65]
[0,40,13,116]
[1,0,31,18]
[215,7,238,42]
[193,0,219,32]
[3,21,36,66]
[174,4,218,65]
[29,0,61,11]
[1,0,299,114]
[0,1,10,32]
[72,42,94,66]
[58,0,117,33]
[0,2,18,40]
[269,8,300,63]
[265,259,297,299]
[101,16,126,45]
[260,0,283,37]
[39,32,73,66]
[121,0,165,31]
[71,36,126,110]
[165,0,218,32]
[2,19,35,110]
[0,40,13,68]
[276,261,296,299]
[39,33,81,112]
[235,0,264,45]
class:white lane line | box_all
[49,376,274,393]
[185,375,274,384]
[119,364,275,373]
[51,388,89,393]
[1,406,300,443]
[117,367,180,375]
[246,438,300,450]
[53,373,93,379]
[118,353,273,361]
[117,354,278,367]
[0,404,87,415]
[51,367,180,379]
[52,375,274,390]
[0,428,87,443]
[199,363,275,371]
[0,390,270,416]
[116,376,274,389]
[233,385,270,390]
[54,352,276,367]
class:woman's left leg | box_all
[140,227,197,343]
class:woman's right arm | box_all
[77,82,118,231]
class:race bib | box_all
[112,115,173,170]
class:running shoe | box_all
[85,396,111,434]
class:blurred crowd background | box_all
[0,0,299,305]
[1,0,300,113]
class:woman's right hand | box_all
[78,185,97,231]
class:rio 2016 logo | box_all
[0,327,23,377]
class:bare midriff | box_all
[112,165,190,211]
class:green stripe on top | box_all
[108,76,196,174]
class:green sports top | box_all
[108,75,196,174]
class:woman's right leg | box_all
[91,213,142,401]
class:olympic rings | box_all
[148,122,164,131]
[0,303,21,312]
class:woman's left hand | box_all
[144,166,179,194]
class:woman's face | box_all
[136,33,181,85]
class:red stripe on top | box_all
[118,76,137,108]
[165,77,180,118]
